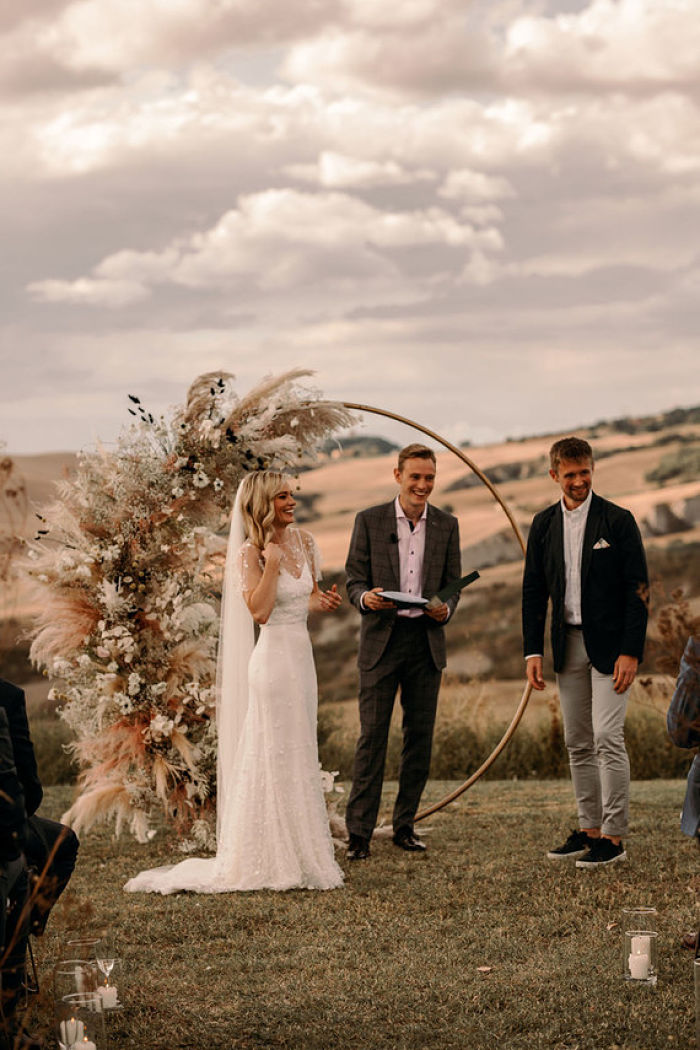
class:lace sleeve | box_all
[300,529,322,582]
[236,541,264,594]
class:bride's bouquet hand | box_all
[261,542,283,568]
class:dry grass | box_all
[25,780,699,1050]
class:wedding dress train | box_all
[124,529,343,894]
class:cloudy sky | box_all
[1,0,699,455]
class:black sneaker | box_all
[546,829,594,860]
[576,838,626,868]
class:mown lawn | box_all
[27,779,698,1050]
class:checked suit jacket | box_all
[522,492,649,676]
[346,500,462,672]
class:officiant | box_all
[344,444,462,860]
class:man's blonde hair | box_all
[238,470,290,548]
[397,443,436,472]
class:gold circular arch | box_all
[341,401,533,821]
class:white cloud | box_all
[27,277,150,306]
[286,150,435,189]
[0,0,345,90]
[505,0,700,92]
[439,168,515,203]
[2,0,700,458]
[27,189,504,304]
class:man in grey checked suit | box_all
[344,444,461,860]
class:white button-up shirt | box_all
[395,495,427,618]
[561,490,592,625]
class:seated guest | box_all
[0,680,79,937]
[667,636,700,842]
[667,635,700,953]
[0,707,38,1049]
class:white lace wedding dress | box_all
[124,528,343,894]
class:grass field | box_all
[24,779,699,1050]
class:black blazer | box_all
[346,501,461,672]
[522,493,648,675]
[0,679,43,818]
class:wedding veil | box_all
[215,480,253,847]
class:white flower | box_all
[107,661,119,673]
[149,714,174,740]
[192,470,210,489]
[96,646,110,659]
[319,767,340,794]
[151,682,168,696]
[114,693,133,715]
[174,602,217,634]
[213,478,224,491]
[78,654,91,668]
[128,672,141,696]
[171,486,185,498]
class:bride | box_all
[125,471,344,893]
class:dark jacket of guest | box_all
[0,679,43,818]
[0,707,28,863]
[522,492,649,674]
[667,635,700,838]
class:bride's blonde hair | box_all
[238,470,290,549]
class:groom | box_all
[344,444,461,859]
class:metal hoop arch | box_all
[341,401,533,822]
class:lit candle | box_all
[60,1018,84,1045]
[631,935,651,956]
[98,985,119,1008]
[628,952,650,980]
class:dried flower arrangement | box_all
[0,444,27,586]
[24,369,354,842]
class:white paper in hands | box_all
[378,591,428,608]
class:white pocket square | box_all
[593,538,610,549]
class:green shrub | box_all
[646,443,700,485]
[29,716,78,786]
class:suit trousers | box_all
[0,857,28,1021]
[345,618,442,838]
[25,816,79,935]
[556,628,630,838]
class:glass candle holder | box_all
[65,936,101,957]
[622,907,657,934]
[96,956,123,1012]
[54,959,101,1004]
[623,930,658,985]
[55,992,106,1049]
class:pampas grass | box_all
[23,369,354,841]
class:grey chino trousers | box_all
[556,627,630,838]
